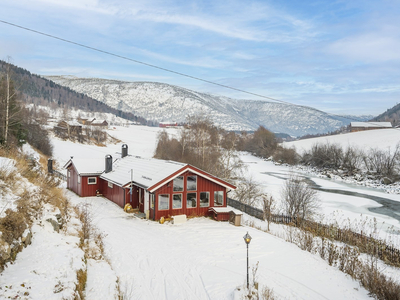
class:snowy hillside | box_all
[283,128,400,154]
[46,76,364,136]
[1,125,399,299]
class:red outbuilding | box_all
[64,145,236,220]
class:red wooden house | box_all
[65,145,236,220]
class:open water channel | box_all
[261,170,400,234]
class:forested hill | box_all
[0,61,147,124]
[370,102,400,126]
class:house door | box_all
[126,185,139,209]
[139,188,144,212]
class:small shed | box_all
[209,207,232,221]
[64,158,104,197]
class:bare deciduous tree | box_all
[154,115,242,182]
[342,146,363,174]
[262,194,275,231]
[281,174,320,225]
[234,176,263,206]
[363,144,400,178]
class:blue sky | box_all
[1,0,400,116]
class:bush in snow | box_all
[281,174,320,225]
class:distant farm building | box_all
[350,122,392,132]
[90,119,109,127]
[54,120,82,139]
[64,144,236,221]
[159,122,178,128]
[77,118,108,127]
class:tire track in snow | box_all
[259,268,330,300]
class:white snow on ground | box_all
[240,152,400,239]
[2,124,400,299]
[50,125,400,236]
[0,204,85,300]
[68,193,371,300]
[283,128,400,154]
[0,157,39,218]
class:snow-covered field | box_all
[1,124,400,299]
[283,128,400,154]
[67,194,371,300]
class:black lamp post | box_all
[243,231,252,289]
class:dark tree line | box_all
[0,60,147,125]
[0,61,52,155]
[301,142,400,180]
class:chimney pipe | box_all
[47,158,53,174]
[105,155,113,173]
[122,144,128,158]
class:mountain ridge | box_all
[47,76,371,136]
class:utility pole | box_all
[4,65,10,144]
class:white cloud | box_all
[38,67,170,80]
[327,32,400,62]
[33,0,117,15]
[136,48,229,69]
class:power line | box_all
[0,19,357,121]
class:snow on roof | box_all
[100,155,186,188]
[350,122,392,128]
[209,207,242,214]
[67,158,105,175]
[66,120,82,126]
[90,120,107,125]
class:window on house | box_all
[200,192,209,207]
[150,194,155,209]
[187,175,197,191]
[78,176,81,184]
[88,177,97,185]
[173,176,184,191]
[158,194,169,210]
[173,194,182,209]
[108,182,113,188]
[214,191,224,206]
[187,193,197,208]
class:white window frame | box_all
[108,181,113,188]
[173,194,182,209]
[88,177,97,185]
[200,192,210,207]
[173,176,184,192]
[158,194,169,211]
[187,175,197,191]
[78,175,81,184]
[214,191,224,206]
[186,192,197,208]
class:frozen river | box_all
[241,153,400,238]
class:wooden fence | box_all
[227,198,400,266]
[53,170,67,181]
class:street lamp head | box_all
[243,231,252,245]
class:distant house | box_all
[64,144,236,220]
[54,120,82,139]
[350,122,392,132]
[90,119,109,127]
[159,122,178,128]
